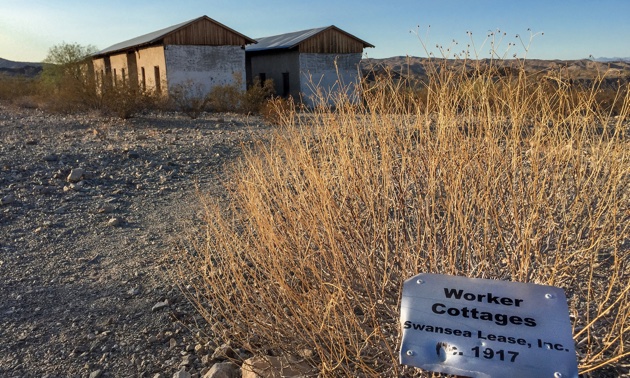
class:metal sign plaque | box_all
[400,273,578,378]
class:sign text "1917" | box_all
[471,346,519,362]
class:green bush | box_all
[38,42,100,113]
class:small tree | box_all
[39,42,99,111]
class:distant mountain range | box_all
[593,57,630,63]
[2,55,629,82]
[361,56,630,88]
[0,57,44,77]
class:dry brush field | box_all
[1,57,630,377]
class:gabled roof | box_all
[246,25,374,52]
[94,15,256,57]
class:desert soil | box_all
[0,103,271,377]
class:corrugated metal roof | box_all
[246,25,374,52]
[246,26,329,52]
[94,15,256,57]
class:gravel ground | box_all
[0,103,271,377]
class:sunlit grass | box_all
[176,56,630,376]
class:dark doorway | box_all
[282,72,290,97]
[154,66,161,93]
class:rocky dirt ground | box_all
[0,103,271,377]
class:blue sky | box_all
[1,0,629,62]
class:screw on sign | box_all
[400,274,578,378]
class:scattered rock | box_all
[98,203,116,214]
[107,217,123,227]
[152,300,169,312]
[297,349,314,359]
[201,354,212,365]
[55,204,69,214]
[127,150,140,159]
[89,369,103,378]
[0,104,271,377]
[1,194,16,205]
[211,343,237,361]
[69,181,84,191]
[180,354,194,367]
[194,343,205,354]
[172,369,192,378]
[67,168,85,182]
[204,361,240,378]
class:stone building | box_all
[92,15,256,96]
[245,26,374,106]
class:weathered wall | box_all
[108,53,129,86]
[92,58,107,85]
[135,46,166,94]
[164,45,246,94]
[91,57,112,94]
[248,51,300,98]
[92,58,106,76]
[299,53,362,107]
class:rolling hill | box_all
[0,57,44,77]
[361,56,630,88]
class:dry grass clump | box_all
[176,58,630,376]
[98,81,163,119]
[0,75,40,106]
[206,75,276,114]
[169,75,275,118]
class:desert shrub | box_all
[207,75,243,113]
[241,77,276,114]
[207,75,276,114]
[100,81,160,119]
[260,96,296,125]
[169,80,209,119]
[176,57,630,376]
[0,75,40,104]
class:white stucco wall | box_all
[299,53,363,107]
[164,45,246,95]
